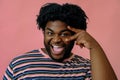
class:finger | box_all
[79,43,85,48]
[67,26,82,33]
[76,39,91,49]
[65,32,80,42]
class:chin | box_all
[49,49,65,62]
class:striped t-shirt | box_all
[3,49,91,80]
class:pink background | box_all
[0,0,120,79]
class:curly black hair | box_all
[36,3,88,31]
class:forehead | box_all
[45,20,68,32]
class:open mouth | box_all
[51,45,65,55]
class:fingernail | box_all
[65,38,69,42]
[67,26,70,29]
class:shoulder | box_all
[9,49,44,68]
[13,49,42,61]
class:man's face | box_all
[43,20,75,62]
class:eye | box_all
[46,31,54,36]
[61,32,71,37]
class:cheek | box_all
[62,38,72,45]
[44,37,52,44]
[64,39,75,47]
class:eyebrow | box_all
[45,27,53,32]
[45,27,72,33]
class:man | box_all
[3,3,117,80]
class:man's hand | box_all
[66,26,99,50]
[66,26,118,80]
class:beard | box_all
[44,41,74,62]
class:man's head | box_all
[36,3,88,62]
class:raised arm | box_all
[66,26,117,80]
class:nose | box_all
[52,35,62,44]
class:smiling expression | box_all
[43,20,75,62]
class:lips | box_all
[51,45,64,55]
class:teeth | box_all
[51,45,64,54]
[53,46,61,48]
